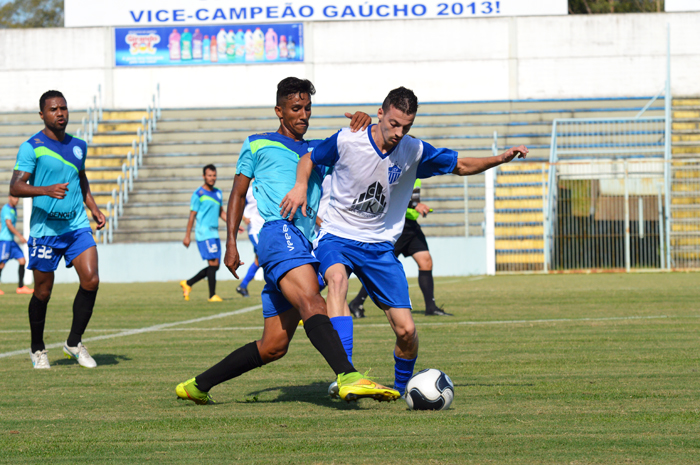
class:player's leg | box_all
[323,263,353,364]
[65,240,99,368]
[28,269,53,368]
[237,232,259,297]
[206,257,221,301]
[0,261,4,295]
[381,305,418,395]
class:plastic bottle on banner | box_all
[288,36,296,59]
[253,27,264,61]
[203,35,210,61]
[226,30,236,60]
[210,35,218,62]
[235,30,245,62]
[265,28,278,61]
[244,29,254,61]
[192,28,203,60]
[169,29,181,61]
[181,28,192,60]
[217,28,227,59]
[279,35,288,59]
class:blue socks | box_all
[330,316,353,364]
[240,262,259,289]
[393,353,417,395]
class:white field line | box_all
[0,304,262,359]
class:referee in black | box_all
[348,179,452,317]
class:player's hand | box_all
[45,183,69,199]
[501,145,529,164]
[92,208,106,230]
[238,226,245,233]
[183,236,191,248]
[279,185,307,221]
[224,242,244,279]
[415,203,430,217]
[345,112,371,132]
[19,236,27,244]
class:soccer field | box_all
[1,273,699,464]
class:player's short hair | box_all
[40,90,66,112]
[276,77,316,106]
[382,87,419,116]
[203,164,216,175]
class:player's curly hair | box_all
[382,87,419,115]
[40,90,65,112]
[276,77,316,106]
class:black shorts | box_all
[394,220,429,258]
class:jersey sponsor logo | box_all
[216,191,222,200]
[388,164,402,184]
[48,211,77,220]
[282,223,294,251]
[73,145,84,160]
[350,181,387,216]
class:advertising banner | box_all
[665,0,700,11]
[67,0,568,27]
[115,23,304,67]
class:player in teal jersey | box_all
[10,90,106,370]
[175,77,400,404]
[180,164,226,302]
[0,195,33,295]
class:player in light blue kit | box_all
[180,164,226,302]
[10,90,106,370]
[0,195,33,295]
[175,77,400,405]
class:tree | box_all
[569,0,664,14]
[0,0,63,28]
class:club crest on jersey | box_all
[388,164,402,184]
[350,181,386,216]
[73,146,83,160]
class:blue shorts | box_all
[27,227,96,272]
[315,232,412,309]
[0,241,24,264]
[248,230,259,255]
[197,238,221,261]
[258,220,319,319]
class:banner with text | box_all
[115,23,304,67]
[67,0,567,27]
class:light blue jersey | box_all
[0,204,17,242]
[236,132,329,242]
[14,131,90,237]
[190,186,223,241]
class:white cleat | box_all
[30,349,50,369]
[328,381,339,399]
[63,342,97,368]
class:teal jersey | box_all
[0,204,17,241]
[14,132,90,237]
[190,186,222,241]
[236,132,328,242]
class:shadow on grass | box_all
[237,381,365,410]
[52,353,132,366]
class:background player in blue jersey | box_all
[180,164,226,302]
[175,77,400,405]
[10,90,106,370]
[0,195,33,295]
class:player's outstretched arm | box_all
[224,173,251,279]
[344,112,372,132]
[9,170,68,199]
[79,170,106,230]
[452,145,528,176]
[279,152,315,221]
[183,210,196,248]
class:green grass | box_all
[1,273,699,464]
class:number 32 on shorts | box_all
[31,245,53,260]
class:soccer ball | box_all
[404,368,454,411]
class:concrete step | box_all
[137,164,238,178]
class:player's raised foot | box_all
[349,301,365,319]
[63,342,97,368]
[236,286,249,298]
[30,349,50,369]
[176,378,215,405]
[16,286,34,294]
[337,372,400,403]
[328,381,339,399]
[179,280,192,301]
[208,295,223,302]
[0,289,4,295]
[425,306,453,317]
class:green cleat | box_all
[337,372,401,403]
[176,378,215,405]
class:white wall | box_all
[0,12,698,111]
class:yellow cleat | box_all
[180,280,191,301]
[176,378,215,405]
[208,295,223,302]
[337,372,401,403]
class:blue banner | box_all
[115,23,303,67]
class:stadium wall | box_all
[0,12,698,111]
[0,237,485,284]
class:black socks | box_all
[18,264,24,288]
[187,267,208,287]
[28,295,49,352]
[304,314,356,376]
[207,265,219,298]
[66,287,98,347]
[418,270,437,311]
[351,287,369,307]
[196,342,263,392]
